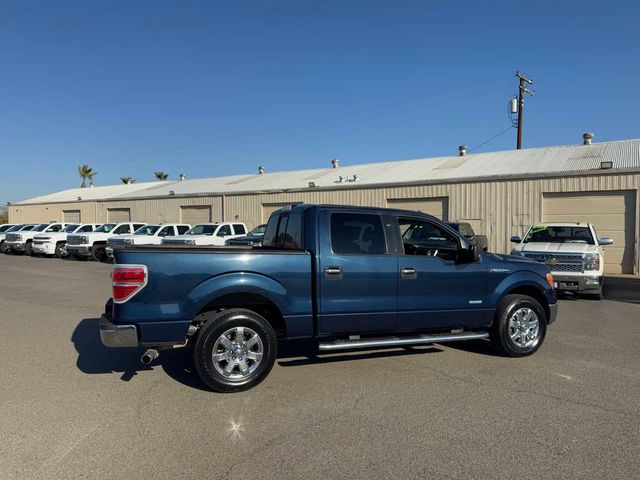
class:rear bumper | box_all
[100,314,139,348]
[548,303,558,324]
[552,274,602,293]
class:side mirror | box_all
[598,237,614,246]
[510,235,522,243]
[459,243,480,263]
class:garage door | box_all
[262,202,302,223]
[387,197,449,220]
[107,208,131,223]
[63,210,81,223]
[180,206,212,224]
[543,191,636,274]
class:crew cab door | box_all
[318,210,398,335]
[394,216,488,330]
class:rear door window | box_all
[232,224,246,235]
[330,213,386,255]
[177,225,190,235]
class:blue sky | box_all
[1,0,639,204]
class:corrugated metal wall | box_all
[9,172,640,273]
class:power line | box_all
[468,125,515,152]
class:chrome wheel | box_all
[508,307,540,348]
[212,326,264,382]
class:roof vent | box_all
[179,173,186,181]
[258,165,265,175]
[583,132,594,145]
[458,145,468,156]
[331,158,339,168]
[350,174,359,182]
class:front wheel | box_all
[55,242,68,258]
[25,241,34,256]
[91,245,107,262]
[490,294,547,357]
[193,308,277,393]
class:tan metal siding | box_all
[386,197,449,220]
[543,191,636,274]
[8,202,97,224]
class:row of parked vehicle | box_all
[0,221,269,261]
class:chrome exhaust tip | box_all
[141,349,159,365]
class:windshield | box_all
[0,225,14,233]
[94,223,117,233]
[7,225,24,232]
[248,224,267,236]
[32,224,49,232]
[524,225,595,245]
[63,224,80,233]
[134,225,160,235]
[185,224,216,235]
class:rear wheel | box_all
[490,294,547,357]
[193,308,277,393]
[91,245,107,262]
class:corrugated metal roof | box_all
[15,139,640,205]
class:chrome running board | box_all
[318,331,489,351]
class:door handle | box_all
[324,266,343,279]
[401,266,417,279]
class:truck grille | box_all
[108,238,128,248]
[162,238,191,246]
[5,233,21,242]
[523,253,584,273]
[33,237,50,245]
[67,235,84,245]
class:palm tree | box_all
[154,171,169,181]
[78,165,96,188]
[120,177,136,184]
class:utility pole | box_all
[515,71,534,149]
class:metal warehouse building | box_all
[9,137,640,274]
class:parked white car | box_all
[511,222,613,299]
[32,223,100,258]
[162,222,247,247]
[66,222,146,261]
[4,223,68,256]
[106,223,191,257]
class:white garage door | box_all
[63,210,81,223]
[543,191,636,274]
[387,197,449,220]
[180,206,212,224]
[262,202,301,223]
[107,208,131,223]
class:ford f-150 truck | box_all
[101,204,558,393]
[510,223,613,299]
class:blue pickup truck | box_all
[101,204,558,392]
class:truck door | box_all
[395,216,488,330]
[318,210,398,335]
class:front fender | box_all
[489,270,556,308]
[183,271,301,319]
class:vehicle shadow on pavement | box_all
[72,317,209,391]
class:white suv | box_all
[32,223,100,258]
[4,223,68,256]
[510,222,613,299]
[67,222,146,261]
[162,222,247,247]
[106,223,191,258]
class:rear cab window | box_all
[233,224,246,235]
[262,210,303,250]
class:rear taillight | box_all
[112,264,147,303]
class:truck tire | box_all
[55,242,68,258]
[490,294,547,357]
[193,308,277,393]
[25,241,34,256]
[92,245,107,262]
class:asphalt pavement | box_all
[0,254,639,480]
